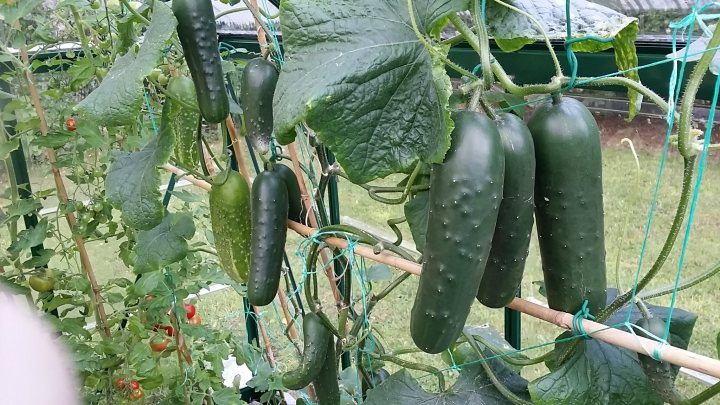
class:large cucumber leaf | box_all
[273,0,468,183]
[484,0,641,119]
[134,212,195,274]
[74,2,176,126]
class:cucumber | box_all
[528,97,607,315]
[282,313,331,390]
[410,111,505,354]
[167,76,200,169]
[274,163,307,224]
[634,317,685,405]
[240,58,278,156]
[209,170,251,283]
[477,112,536,308]
[172,0,229,124]
[248,167,289,306]
[312,337,340,405]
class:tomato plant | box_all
[2,0,719,404]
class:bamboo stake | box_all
[162,162,720,379]
[20,48,111,337]
[225,116,253,186]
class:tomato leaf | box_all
[0,137,19,160]
[74,2,176,126]
[106,120,173,230]
[529,339,662,405]
[484,0,641,119]
[211,388,244,405]
[21,248,54,268]
[273,0,467,183]
[404,190,430,252]
[0,198,42,226]
[133,212,195,274]
[0,0,45,25]
[7,218,47,256]
[365,361,529,404]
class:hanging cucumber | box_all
[166,76,200,169]
[172,0,229,124]
[312,337,340,405]
[477,112,536,308]
[274,163,307,224]
[209,170,252,283]
[634,317,685,405]
[528,96,607,315]
[248,167,289,306]
[410,111,505,354]
[240,58,278,156]
[282,313,331,390]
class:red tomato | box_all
[184,303,196,320]
[114,377,126,389]
[153,324,174,337]
[129,388,143,401]
[129,380,140,390]
[66,118,77,131]
[150,338,170,352]
[188,315,202,325]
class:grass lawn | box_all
[3,142,720,400]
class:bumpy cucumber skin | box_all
[312,338,340,405]
[477,113,536,308]
[282,313,331,390]
[274,164,307,224]
[240,58,278,156]
[167,76,200,169]
[635,317,684,405]
[172,0,229,124]
[248,169,289,306]
[209,170,251,283]
[410,111,505,354]
[528,97,607,316]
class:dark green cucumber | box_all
[410,111,505,354]
[312,337,340,405]
[282,313,331,390]
[209,170,251,283]
[172,0,229,124]
[634,317,685,405]
[240,58,278,156]
[528,97,607,316]
[274,163,307,224]
[477,112,536,308]
[248,167,289,306]
[167,76,200,169]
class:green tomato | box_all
[157,73,169,86]
[90,0,100,9]
[29,271,56,293]
[66,51,76,59]
[148,68,162,82]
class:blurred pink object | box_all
[0,287,81,404]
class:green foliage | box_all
[133,212,196,274]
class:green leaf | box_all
[7,218,48,256]
[106,122,173,230]
[0,275,31,296]
[211,388,245,405]
[22,248,54,268]
[0,0,45,24]
[612,22,641,120]
[0,198,42,226]
[273,0,467,183]
[133,212,195,273]
[404,190,429,252]
[0,138,19,160]
[529,339,662,405]
[366,264,392,282]
[365,362,529,405]
[67,57,97,90]
[74,2,176,126]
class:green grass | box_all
[3,145,720,401]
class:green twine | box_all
[563,0,615,89]
[571,300,595,340]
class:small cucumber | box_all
[528,96,607,315]
[312,337,340,405]
[248,167,289,306]
[274,163,307,224]
[240,58,278,156]
[410,111,505,354]
[209,170,251,283]
[172,0,229,124]
[477,112,536,308]
[634,317,685,405]
[282,313,331,390]
[167,76,200,169]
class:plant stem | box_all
[386,216,406,246]
[374,354,445,392]
[241,0,273,55]
[678,24,720,158]
[639,262,720,300]
[491,0,562,77]
[69,6,93,58]
[463,331,532,405]
[687,381,720,405]
[471,1,495,90]
[349,272,411,337]
[366,162,423,205]
[119,0,151,25]
[215,6,249,20]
